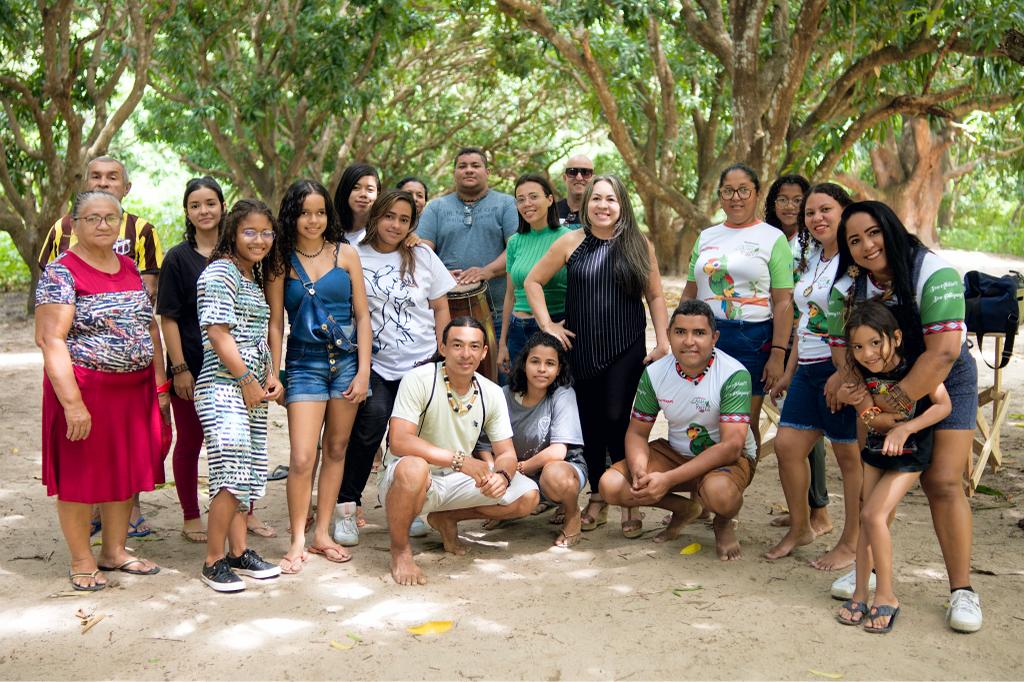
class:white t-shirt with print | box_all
[794,245,839,363]
[687,221,794,322]
[358,243,456,381]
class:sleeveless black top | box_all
[564,232,646,379]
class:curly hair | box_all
[182,176,225,248]
[277,179,342,273]
[209,199,281,290]
[794,182,852,274]
[507,331,573,396]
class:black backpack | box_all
[963,270,1024,369]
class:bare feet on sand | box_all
[713,516,742,560]
[654,500,702,544]
[809,543,856,571]
[426,513,467,555]
[764,527,816,560]
[390,548,427,586]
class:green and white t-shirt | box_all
[388,362,513,474]
[631,350,757,461]
[794,245,839,363]
[688,221,794,322]
[826,250,966,347]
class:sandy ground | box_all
[2,251,1024,681]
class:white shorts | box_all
[378,459,539,515]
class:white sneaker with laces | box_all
[947,589,983,633]
[333,502,359,546]
[409,516,429,537]
[830,565,877,600]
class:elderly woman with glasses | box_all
[35,190,168,591]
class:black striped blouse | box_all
[565,232,646,379]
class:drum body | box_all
[447,282,498,382]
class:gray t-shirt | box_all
[417,189,518,316]
[479,385,586,472]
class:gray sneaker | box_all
[227,548,280,579]
[333,502,359,546]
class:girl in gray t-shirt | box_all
[479,333,587,547]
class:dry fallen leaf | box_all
[679,543,702,555]
[672,585,703,596]
[808,670,843,680]
[406,620,454,636]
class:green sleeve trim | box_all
[767,235,795,288]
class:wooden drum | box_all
[447,282,498,382]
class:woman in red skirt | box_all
[35,190,167,591]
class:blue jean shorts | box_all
[779,360,857,443]
[284,340,359,404]
[715,318,772,396]
[937,343,978,430]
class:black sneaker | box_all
[226,548,281,579]
[201,558,245,592]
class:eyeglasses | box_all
[774,196,804,207]
[463,205,473,226]
[718,186,754,200]
[75,214,121,228]
[565,167,594,179]
[515,193,545,205]
[241,229,275,240]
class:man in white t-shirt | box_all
[379,317,539,585]
[599,299,756,560]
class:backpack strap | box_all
[416,362,440,436]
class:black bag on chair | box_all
[963,270,1024,369]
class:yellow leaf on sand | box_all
[406,620,454,636]
[329,640,355,651]
[680,543,701,555]
[808,670,843,680]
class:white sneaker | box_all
[332,502,359,546]
[830,565,877,600]
[409,516,429,537]
[947,589,983,633]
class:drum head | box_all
[449,281,487,298]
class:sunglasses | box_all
[564,167,594,179]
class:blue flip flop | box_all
[836,599,870,626]
[864,604,901,634]
[89,519,102,537]
[127,516,153,538]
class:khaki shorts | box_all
[378,459,539,515]
[609,438,755,498]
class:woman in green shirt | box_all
[496,174,570,374]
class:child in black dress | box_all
[835,301,951,633]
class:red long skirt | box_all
[42,364,164,503]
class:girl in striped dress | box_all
[195,199,284,592]
[524,175,670,537]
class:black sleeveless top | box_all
[564,232,646,379]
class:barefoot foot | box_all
[769,513,791,528]
[654,499,702,544]
[764,527,816,560]
[390,547,427,586]
[810,508,834,536]
[713,516,742,560]
[809,542,856,571]
[426,513,467,555]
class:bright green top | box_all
[507,226,570,315]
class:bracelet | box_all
[771,345,788,353]
[156,379,172,394]
[516,461,525,475]
[859,405,881,428]
[170,363,190,376]
[881,382,913,416]
[496,469,512,486]
[451,450,465,473]
[236,370,256,387]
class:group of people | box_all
[34,148,983,635]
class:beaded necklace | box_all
[442,364,479,415]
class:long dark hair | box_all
[764,174,809,232]
[794,182,852,274]
[508,331,573,395]
[513,173,560,234]
[277,179,342,268]
[182,176,225,248]
[837,200,926,360]
[210,199,281,289]
[334,163,381,233]
[363,190,420,284]
[844,299,904,376]
[580,174,650,298]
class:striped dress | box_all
[564,232,646,379]
[194,259,271,508]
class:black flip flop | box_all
[98,558,161,575]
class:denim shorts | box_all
[779,360,857,443]
[506,313,564,368]
[937,343,978,430]
[284,340,358,404]
[715,318,772,396]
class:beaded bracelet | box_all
[451,450,465,473]
[516,461,525,475]
[859,405,881,428]
[881,383,913,416]
[236,370,256,387]
[170,363,190,376]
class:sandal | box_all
[549,508,566,525]
[553,531,582,548]
[864,604,900,634]
[180,528,207,543]
[836,599,870,626]
[621,514,645,538]
[127,516,153,538]
[531,501,556,516]
[98,557,160,575]
[279,553,308,575]
[580,498,608,532]
[247,521,278,538]
[309,544,352,564]
[69,569,107,592]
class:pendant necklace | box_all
[803,251,835,298]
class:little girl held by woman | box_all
[835,300,950,633]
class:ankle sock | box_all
[950,585,974,594]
